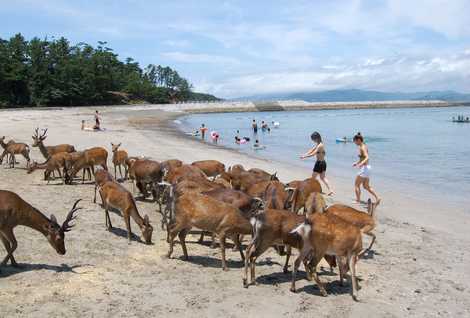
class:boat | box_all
[452,116,470,123]
[336,137,349,143]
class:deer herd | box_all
[0,128,380,301]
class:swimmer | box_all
[200,124,208,139]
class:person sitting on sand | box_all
[352,132,381,204]
[300,131,334,196]
[200,124,208,139]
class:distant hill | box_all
[238,89,470,102]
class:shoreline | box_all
[0,105,469,317]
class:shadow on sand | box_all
[0,263,83,278]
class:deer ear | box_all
[50,214,58,224]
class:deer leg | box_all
[359,231,376,258]
[309,253,328,297]
[119,165,123,179]
[290,246,312,293]
[198,232,205,243]
[114,165,117,180]
[178,229,189,260]
[0,232,12,266]
[219,233,228,271]
[231,234,244,261]
[124,166,128,180]
[283,245,292,273]
[349,253,359,301]
[94,184,97,203]
[0,229,18,267]
[167,223,183,258]
[243,241,255,287]
[125,213,132,244]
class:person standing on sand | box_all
[94,110,101,130]
[199,124,208,139]
[252,119,258,134]
[300,132,334,195]
[352,132,381,204]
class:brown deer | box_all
[290,210,363,300]
[31,128,75,159]
[64,151,93,181]
[191,160,225,178]
[66,147,108,184]
[93,169,114,203]
[164,164,207,184]
[160,159,183,173]
[0,190,81,269]
[128,159,163,200]
[307,194,379,257]
[286,177,322,213]
[166,192,263,270]
[0,138,14,164]
[0,136,31,168]
[111,143,128,180]
[27,152,69,183]
[98,181,153,244]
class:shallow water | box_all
[179,106,470,206]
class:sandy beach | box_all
[1,105,469,318]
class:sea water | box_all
[179,106,470,206]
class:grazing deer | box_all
[0,136,31,168]
[66,147,108,184]
[93,169,114,204]
[0,190,81,269]
[64,151,93,181]
[111,143,128,180]
[286,177,322,213]
[98,181,153,244]
[27,153,69,183]
[128,159,163,200]
[31,128,76,159]
[290,211,363,300]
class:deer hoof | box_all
[290,287,297,293]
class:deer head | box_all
[140,214,153,244]
[44,199,81,254]
[111,142,122,153]
[32,128,48,147]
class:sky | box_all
[1,0,470,98]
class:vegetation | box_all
[0,33,219,108]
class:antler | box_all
[61,199,82,232]
[33,127,39,138]
[40,128,48,139]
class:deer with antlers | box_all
[0,190,81,270]
[111,143,128,180]
[32,128,76,159]
[0,136,31,168]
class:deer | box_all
[0,136,31,168]
[98,181,153,244]
[191,160,225,179]
[31,128,76,159]
[27,152,69,183]
[163,164,207,184]
[306,193,379,257]
[64,151,93,181]
[93,169,114,204]
[290,206,363,301]
[66,147,108,184]
[111,143,128,180]
[286,177,323,213]
[0,190,81,270]
[166,192,263,270]
[127,159,163,201]
[0,138,14,165]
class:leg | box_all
[320,172,334,195]
[219,233,228,271]
[166,223,184,258]
[114,165,117,180]
[243,241,255,287]
[349,253,359,301]
[363,178,381,204]
[125,214,132,243]
[290,246,312,293]
[337,256,348,286]
[231,234,244,261]
[359,232,376,257]
[283,245,291,273]
[178,229,189,260]
[308,253,328,296]
[119,165,123,179]
[0,229,18,267]
[0,232,12,266]
[354,176,364,203]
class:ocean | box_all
[178,106,470,206]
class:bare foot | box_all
[327,191,334,196]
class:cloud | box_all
[161,52,240,66]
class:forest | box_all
[0,33,219,107]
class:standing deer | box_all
[0,190,81,270]
[0,136,31,168]
[27,153,69,183]
[98,181,153,244]
[31,128,76,159]
[111,143,128,180]
[93,169,114,204]
[66,147,108,184]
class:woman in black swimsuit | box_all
[300,131,334,195]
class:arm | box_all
[300,145,318,159]
[353,146,369,167]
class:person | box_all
[81,120,94,131]
[199,124,208,139]
[300,131,334,195]
[93,110,101,130]
[261,121,268,131]
[272,121,280,128]
[211,131,219,144]
[252,119,258,134]
[352,132,381,204]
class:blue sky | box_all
[1,0,470,98]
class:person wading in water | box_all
[300,131,334,195]
[352,132,381,204]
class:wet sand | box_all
[0,105,469,317]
